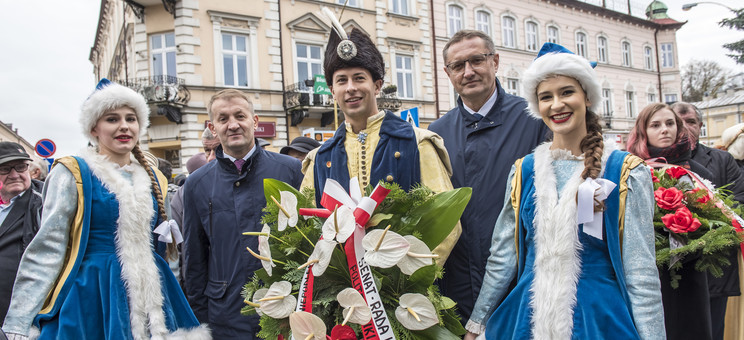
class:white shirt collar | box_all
[224,144,257,163]
[462,87,498,117]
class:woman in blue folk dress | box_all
[2,80,210,339]
[463,43,666,340]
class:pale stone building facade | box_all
[693,91,744,147]
[430,0,685,146]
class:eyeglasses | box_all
[446,53,495,73]
[0,163,29,175]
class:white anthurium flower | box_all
[298,239,336,277]
[395,293,439,331]
[258,224,275,276]
[337,288,372,326]
[271,191,298,231]
[290,311,327,340]
[362,225,410,268]
[397,235,438,275]
[322,205,356,243]
[246,288,268,316]
[256,281,296,319]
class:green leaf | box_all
[409,187,472,249]
[405,264,438,293]
[441,308,467,336]
[263,178,311,209]
[440,296,457,310]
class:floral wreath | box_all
[240,178,471,339]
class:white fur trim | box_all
[80,81,149,145]
[521,53,601,120]
[529,142,615,339]
[165,324,212,340]
[80,148,168,340]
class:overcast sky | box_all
[0,0,741,159]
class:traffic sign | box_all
[313,74,332,95]
[400,107,419,127]
[35,139,56,158]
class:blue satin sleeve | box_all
[465,165,518,334]
[622,165,666,340]
[2,166,77,336]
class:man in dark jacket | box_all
[182,89,302,339]
[0,142,42,322]
[429,30,548,323]
[672,102,744,340]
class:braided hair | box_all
[131,144,178,261]
[579,110,605,212]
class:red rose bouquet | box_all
[652,165,744,288]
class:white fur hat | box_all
[722,123,744,160]
[521,43,601,119]
[80,79,149,145]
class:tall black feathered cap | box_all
[322,7,384,84]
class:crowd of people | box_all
[0,15,743,340]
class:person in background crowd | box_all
[202,127,220,162]
[627,102,715,340]
[257,138,270,150]
[301,10,458,263]
[280,136,321,161]
[0,142,43,324]
[672,102,744,340]
[466,43,663,340]
[429,29,549,321]
[170,152,208,286]
[28,159,48,182]
[2,79,208,339]
[181,89,302,339]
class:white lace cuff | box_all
[465,319,486,334]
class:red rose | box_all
[691,187,711,204]
[665,166,688,179]
[654,187,685,210]
[651,169,660,183]
[662,206,702,233]
[331,325,357,340]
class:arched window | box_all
[525,21,539,52]
[546,25,559,44]
[447,5,464,37]
[575,31,587,58]
[502,16,516,48]
[475,10,491,36]
[597,36,608,63]
[621,41,632,67]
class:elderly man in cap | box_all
[0,142,43,322]
[281,136,321,161]
[301,10,458,262]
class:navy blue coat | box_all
[182,144,302,339]
[429,80,548,321]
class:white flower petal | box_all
[397,235,434,275]
[258,224,275,276]
[260,281,296,319]
[322,205,356,243]
[395,293,439,330]
[290,311,327,340]
[309,239,337,277]
[362,229,410,268]
[278,191,298,231]
[337,288,372,325]
[252,288,268,317]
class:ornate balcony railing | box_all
[116,75,190,124]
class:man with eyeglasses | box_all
[0,142,43,323]
[429,30,549,326]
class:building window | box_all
[392,0,409,16]
[661,43,674,68]
[448,5,463,37]
[339,0,358,7]
[621,41,631,67]
[475,10,491,36]
[395,55,414,99]
[525,21,538,52]
[625,91,635,117]
[506,78,519,95]
[575,32,587,58]
[547,25,559,44]
[664,94,678,104]
[151,32,177,78]
[597,36,608,63]
[648,93,656,103]
[644,46,653,70]
[602,88,612,117]
[296,43,322,83]
[700,121,707,137]
[222,33,250,87]
[502,16,516,48]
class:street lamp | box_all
[682,2,736,12]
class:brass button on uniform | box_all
[326,161,332,168]
[386,175,394,182]
[235,181,241,187]
[394,151,401,159]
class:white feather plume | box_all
[322,7,348,39]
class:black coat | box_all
[0,180,43,322]
[429,80,548,320]
[692,143,744,298]
[182,145,302,339]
